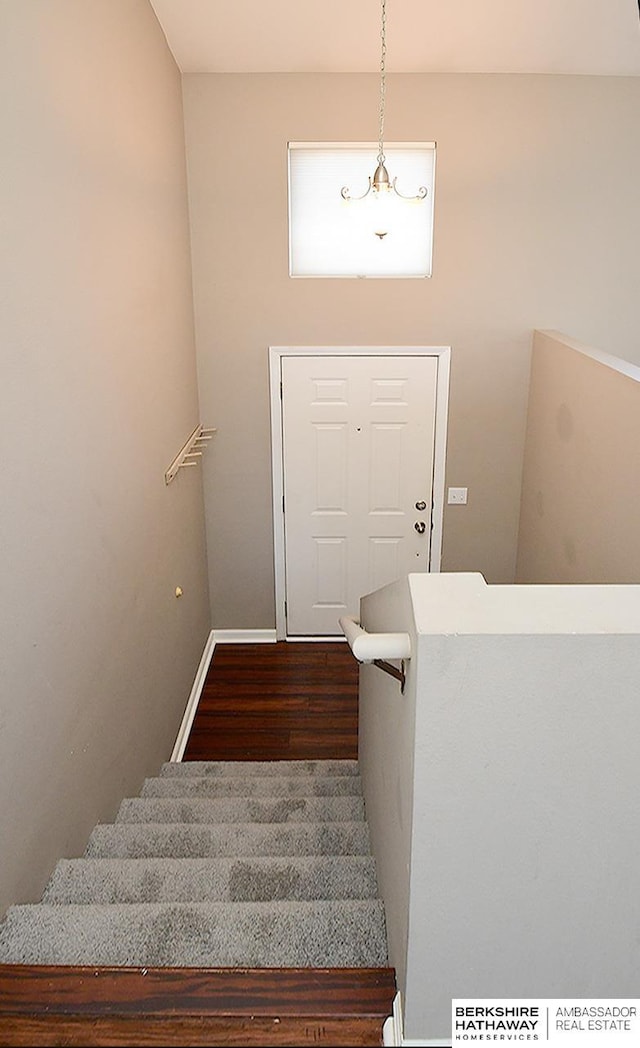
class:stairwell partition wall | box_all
[516,329,640,586]
[358,572,640,1040]
[269,346,450,640]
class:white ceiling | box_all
[148,0,640,76]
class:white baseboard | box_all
[212,629,277,644]
[286,635,347,643]
[382,993,451,1047]
[383,993,404,1046]
[170,630,216,762]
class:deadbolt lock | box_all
[415,500,427,511]
[414,521,426,534]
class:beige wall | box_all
[516,330,640,584]
[0,0,210,914]
[182,71,640,628]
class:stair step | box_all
[116,795,365,825]
[0,900,388,968]
[142,774,363,798]
[160,759,359,778]
[0,757,390,979]
[42,855,379,904]
[85,821,371,859]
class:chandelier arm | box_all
[341,179,374,201]
[391,181,429,201]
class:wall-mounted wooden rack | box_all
[165,424,216,485]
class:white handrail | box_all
[338,615,411,663]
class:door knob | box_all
[414,521,426,534]
[415,500,427,511]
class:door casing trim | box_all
[269,345,451,641]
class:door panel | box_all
[314,537,348,606]
[314,424,348,511]
[368,536,402,593]
[282,355,438,635]
[369,424,405,511]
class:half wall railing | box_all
[347,571,640,1044]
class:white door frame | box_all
[269,345,451,640]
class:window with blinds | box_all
[288,142,436,278]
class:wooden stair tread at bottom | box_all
[0,964,396,1047]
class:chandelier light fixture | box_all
[341,0,428,235]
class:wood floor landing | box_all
[183,641,359,762]
[0,965,397,1046]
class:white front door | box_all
[281,354,439,635]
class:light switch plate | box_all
[448,487,468,505]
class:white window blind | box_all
[288,142,435,278]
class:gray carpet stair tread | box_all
[0,758,389,972]
[85,820,371,858]
[116,795,365,825]
[0,900,388,968]
[43,855,379,904]
[142,774,363,798]
[160,759,359,778]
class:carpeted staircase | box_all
[0,759,388,970]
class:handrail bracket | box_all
[373,658,406,693]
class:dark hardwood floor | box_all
[183,641,360,762]
[0,965,396,1046]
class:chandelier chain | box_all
[378,0,387,165]
[340,0,428,205]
